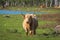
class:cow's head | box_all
[22,14,32,24]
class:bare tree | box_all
[45,0,48,8]
[50,0,53,7]
[57,0,60,7]
[54,0,58,7]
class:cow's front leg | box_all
[29,31,32,35]
[26,29,29,36]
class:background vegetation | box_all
[0,0,60,8]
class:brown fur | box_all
[22,14,38,36]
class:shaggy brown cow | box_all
[22,14,38,36]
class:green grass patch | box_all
[0,14,60,40]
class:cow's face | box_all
[24,14,32,24]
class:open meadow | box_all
[0,13,60,40]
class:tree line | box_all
[0,0,60,8]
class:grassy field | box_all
[0,14,60,40]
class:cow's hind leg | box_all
[34,30,36,35]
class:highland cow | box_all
[22,14,38,36]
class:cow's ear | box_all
[21,14,25,18]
